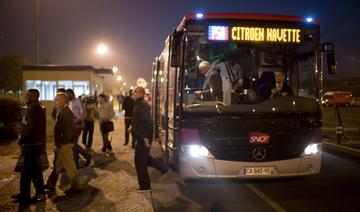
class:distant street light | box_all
[96,43,109,56]
[130,86,134,90]
[123,82,126,86]
[112,66,118,73]
[116,75,123,81]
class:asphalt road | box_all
[150,149,360,212]
[149,107,360,212]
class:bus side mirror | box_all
[170,30,181,67]
[323,43,336,75]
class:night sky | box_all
[1,0,359,86]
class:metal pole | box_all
[35,0,40,64]
[335,105,344,145]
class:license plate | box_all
[243,167,274,176]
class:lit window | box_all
[26,80,56,101]
[73,81,89,97]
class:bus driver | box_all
[271,71,294,98]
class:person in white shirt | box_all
[97,94,115,153]
[65,89,91,168]
[214,59,243,92]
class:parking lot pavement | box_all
[0,115,154,211]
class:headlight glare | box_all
[182,145,213,158]
[303,143,321,155]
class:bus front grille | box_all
[207,138,303,162]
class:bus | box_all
[323,91,353,107]
[151,13,336,180]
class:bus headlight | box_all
[303,143,321,156]
[181,145,214,158]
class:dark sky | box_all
[1,0,359,85]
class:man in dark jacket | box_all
[195,61,223,101]
[132,86,168,192]
[45,92,84,193]
[12,89,46,206]
[122,90,136,148]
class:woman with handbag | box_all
[97,94,115,153]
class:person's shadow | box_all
[50,184,116,211]
[89,151,136,176]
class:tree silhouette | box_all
[0,54,29,94]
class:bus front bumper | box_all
[178,152,321,180]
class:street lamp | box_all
[116,75,123,81]
[123,82,126,86]
[112,66,118,73]
[96,43,109,56]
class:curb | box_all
[323,141,360,158]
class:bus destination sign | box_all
[208,25,303,44]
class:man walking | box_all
[122,90,135,148]
[45,92,84,193]
[12,89,46,206]
[132,86,168,192]
[65,89,91,168]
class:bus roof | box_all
[177,12,319,31]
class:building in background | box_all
[22,65,112,114]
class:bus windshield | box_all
[183,27,320,107]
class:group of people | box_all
[13,85,165,208]
[193,60,293,102]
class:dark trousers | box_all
[125,118,136,146]
[46,150,58,189]
[20,146,44,198]
[73,127,91,168]
[82,120,94,148]
[134,138,168,190]
[100,122,112,151]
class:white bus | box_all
[151,13,336,180]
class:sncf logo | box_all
[249,132,270,144]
